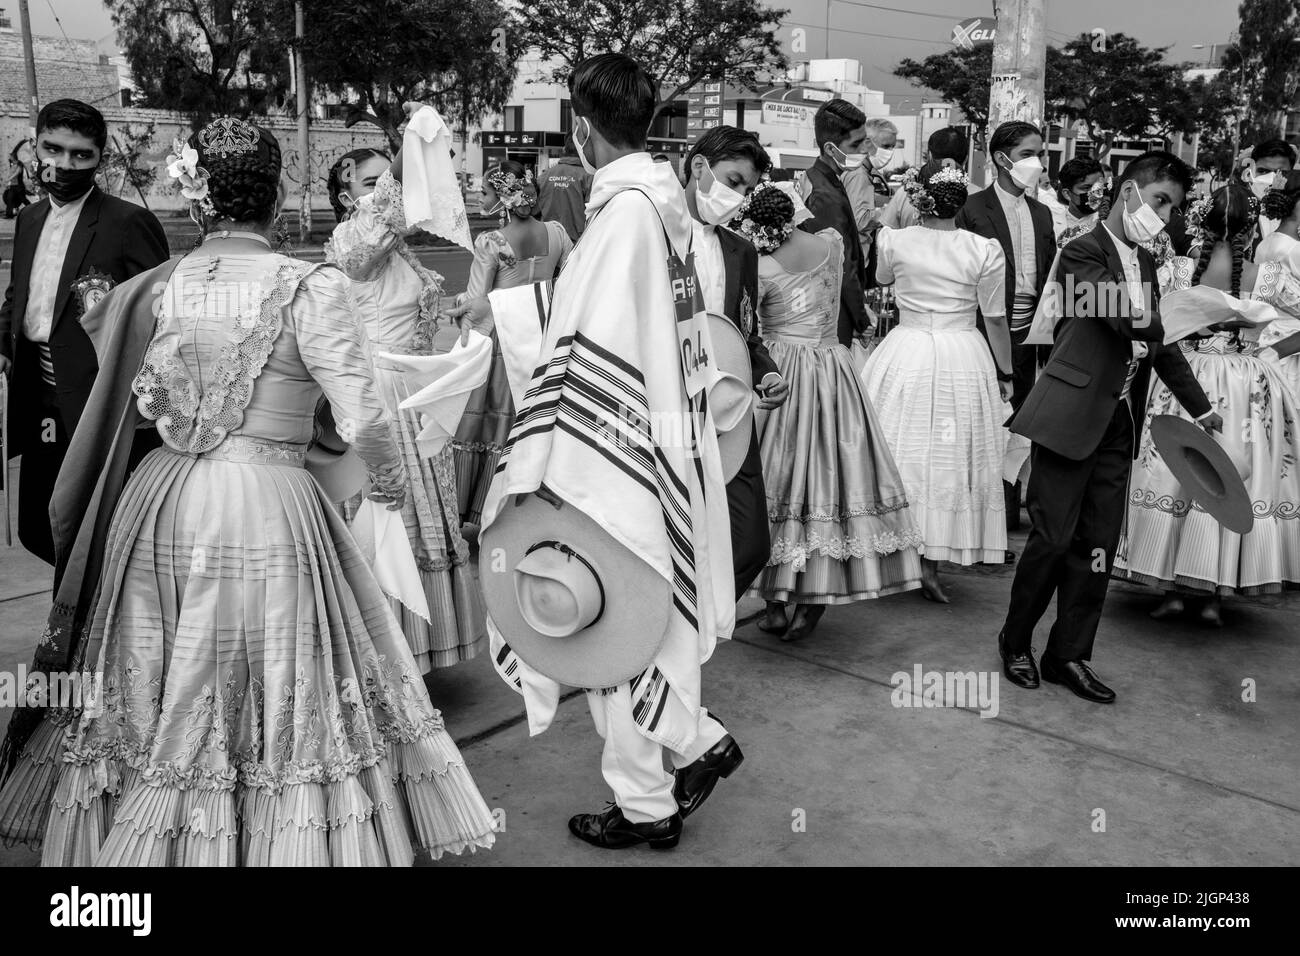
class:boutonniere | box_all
[71,268,115,315]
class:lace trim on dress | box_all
[132,260,312,454]
[769,528,925,570]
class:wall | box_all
[0,103,388,213]
[0,31,119,105]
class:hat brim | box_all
[708,313,755,483]
[1148,415,1255,535]
[480,492,671,688]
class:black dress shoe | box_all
[998,630,1039,688]
[673,734,744,818]
[568,804,682,850]
[1040,654,1116,704]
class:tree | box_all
[101,122,159,209]
[107,0,290,118]
[895,45,995,147]
[1162,71,1241,173]
[1230,0,1300,140]
[302,0,523,150]
[519,0,790,122]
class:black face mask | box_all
[40,164,98,203]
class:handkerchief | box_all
[381,330,493,457]
[350,498,430,623]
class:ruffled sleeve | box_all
[978,238,1008,318]
[291,264,407,500]
[465,231,506,299]
[324,170,408,282]
[1252,257,1300,317]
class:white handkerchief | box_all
[1159,286,1281,345]
[1002,401,1032,485]
[381,330,493,457]
[402,105,474,252]
[350,498,431,623]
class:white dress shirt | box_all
[993,180,1039,297]
[23,190,91,343]
[1100,221,1150,406]
[691,219,727,316]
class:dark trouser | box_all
[16,386,70,565]
[726,426,770,602]
[1002,403,1133,663]
[1003,327,1042,532]
[836,304,855,349]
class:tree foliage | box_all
[1228,0,1300,140]
[519,0,790,120]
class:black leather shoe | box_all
[673,734,744,819]
[1040,654,1116,704]
[998,630,1039,689]
[568,804,682,850]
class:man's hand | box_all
[367,490,406,512]
[445,296,494,345]
[757,373,788,410]
[1199,412,1224,435]
[999,378,1015,404]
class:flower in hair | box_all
[900,167,935,217]
[730,181,795,254]
[485,166,535,211]
[166,137,215,217]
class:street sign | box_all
[686,79,724,144]
[951,16,996,50]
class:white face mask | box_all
[1252,172,1276,198]
[572,118,597,175]
[999,152,1042,191]
[695,160,746,226]
[870,147,894,170]
[828,143,866,171]
[1121,184,1166,244]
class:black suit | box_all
[1002,224,1210,663]
[955,183,1057,409]
[801,158,868,347]
[0,186,169,563]
[714,224,780,599]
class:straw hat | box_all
[1149,414,1254,535]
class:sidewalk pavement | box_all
[2,455,1296,866]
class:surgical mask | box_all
[1251,172,1276,198]
[998,153,1042,191]
[39,163,97,204]
[572,118,597,175]
[828,143,866,171]
[695,160,745,226]
[1121,183,1166,245]
[869,147,894,170]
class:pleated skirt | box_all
[751,340,923,604]
[860,325,1008,565]
[0,444,497,865]
[451,332,513,526]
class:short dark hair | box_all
[326,147,390,221]
[927,126,968,164]
[1252,139,1295,165]
[1113,150,1193,203]
[814,99,866,150]
[1058,157,1105,191]
[988,120,1042,158]
[568,52,656,150]
[682,126,772,185]
[36,98,107,152]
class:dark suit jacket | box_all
[1008,223,1210,461]
[715,224,779,387]
[1,187,169,454]
[955,183,1056,322]
[800,157,867,344]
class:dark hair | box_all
[1058,157,1105,192]
[36,98,107,152]
[192,120,282,224]
[563,134,577,157]
[1112,150,1193,204]
[682,126,772,185]
[568,52,656,150]
[1190,185,1255,298]
[987,120,1042,158]
[920,167,969,219]
[1261,185,1300,221]
[326,147,390,222]
[742,183,795,231]
[814,99,866,150]
[1252,139,1295,166]
[485,159,537,219]
[926,126,968,164]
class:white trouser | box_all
[585,687,729,823]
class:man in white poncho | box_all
[451,54,740,850]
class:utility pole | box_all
[17,0,39,134]
[987,0,1046,133]
[294,0,311,244]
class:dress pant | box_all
[1002,402,1133,663]
[586,687,728,823]
[1008,325,1039,412]
[16,385,70,565]
[727,426,770,601]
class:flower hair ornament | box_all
[484,166,535,213]
[901,165,969,217]
[165,136,215,218]
[731,180,795,255]
[1184,194,1213,244]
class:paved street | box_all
[1,466,1296,865]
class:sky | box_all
[22,0,1243,109]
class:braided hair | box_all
[923,166,969,219]
[1189,184,1255,298]
[190,119,282,224]
[1261,185,1300,223]
[732,181,795,253]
